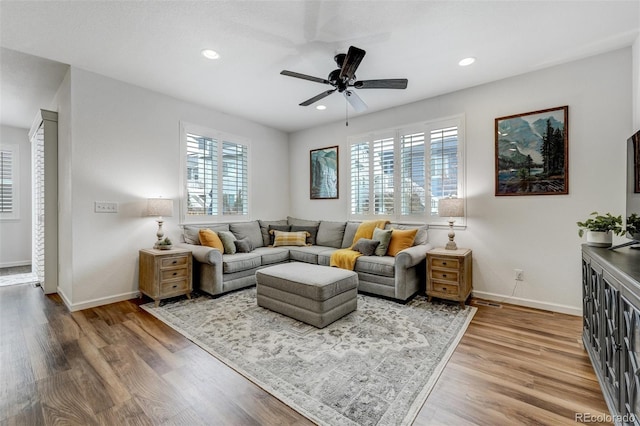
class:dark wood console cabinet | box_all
[582,245,640,424]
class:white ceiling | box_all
[1,1,639,132]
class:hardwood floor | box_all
[1,284,610,425]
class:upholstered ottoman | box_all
[256,263,358,328]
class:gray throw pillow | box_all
[290,225,318,245]
[372,227,393,256]
[218,231,237,254]
[352,238,380,256]
[234,237,253,253]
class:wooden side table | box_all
[139,248,192,307]
[426,247,472,307]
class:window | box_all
[348,116,464,224]
[0,145,19,220]
[181,123,249,222]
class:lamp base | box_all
[445,219,458,250]
[445,240,458,250]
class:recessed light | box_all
[201,49,220,60]
[316,105,327,110]
[458,57,476,67]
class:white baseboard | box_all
[472,290,582,316]
[58,288,140,312]
[0,260,31,268]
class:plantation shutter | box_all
[429,126,459,215]
[350,142,370,214]
[222,141,248,215]
[186,133,218,216]
[400,131,426,215]
[372,136,394,214]
[0,148,13,213]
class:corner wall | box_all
[58,68,290,310]
[288,48,632,314]
[0,125,31,267]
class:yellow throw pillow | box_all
[272,230,310,247]
[199,228,224,252]
[386,228,418,257]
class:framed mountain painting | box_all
[310,146,338,199]
[495,106,569,196]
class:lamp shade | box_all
[147,198,173,217]
[438,197,464,218]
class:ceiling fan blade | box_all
[339,46,366,82]
[343,90,367,113]
[354,79,408,89]
[280,70,330,85]
[300,89,336,106]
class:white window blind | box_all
[182,125,249,221]
[0,147,16,216]
[348,116,464,223]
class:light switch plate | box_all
[95,201,118,213]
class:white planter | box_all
[586,230,613,247]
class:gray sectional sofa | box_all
[177,217,431,302]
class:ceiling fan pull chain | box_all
[345,99,349,127]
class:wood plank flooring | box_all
[0,284,610,425]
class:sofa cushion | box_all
[222,253,262,273]
[352,238,380,256]
[198,229,224,252]
[272,230,310,247]
[230,221,264,249]
[316,221,347,248]
[251,247,290,265]
[290,225,319,245]
[372,228,392,256]
[268,225,291,245]
[234,237,254,253]
[259,219,288,246]
[183,224,229,245]
[218,231,237,254]
[287,216,320,227]
[289,245,334,264]
[317,248,339,266]
[355,255,395,277]
[341,222,360,248]
[387,228,418,256]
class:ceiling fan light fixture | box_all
[458,57,476,67]
[201,49,220,60]
[316,105,327,110]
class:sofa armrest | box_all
[176,243,222,265]
[395,244,433,269]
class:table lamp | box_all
[438,197,464,250]
[147,198,173,248]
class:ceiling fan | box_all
[280,46,408,113]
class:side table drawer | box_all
[431,283,459,295]
[160,267,188,281]
[161,256,189,268]
[161,278,190,294]
[430,269,459,282]
[431,257,460,269]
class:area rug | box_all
[142,288,476,425]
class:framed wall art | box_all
[495,106,569,196]
[310,145,339,199]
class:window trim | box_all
[179,122,251,224]
[347,115,465,226]
[0,144,20,221]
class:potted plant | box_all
[577,212,625,247]
[628,213,640,240]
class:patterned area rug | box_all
[142,288,476,426]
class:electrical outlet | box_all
[515,269,524,281]
[95,201,118,213]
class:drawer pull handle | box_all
[442,262,447,265]
[172,285,177,289]
[443,274,447,278]
[172,261,177,264]
[173,272,177,276]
